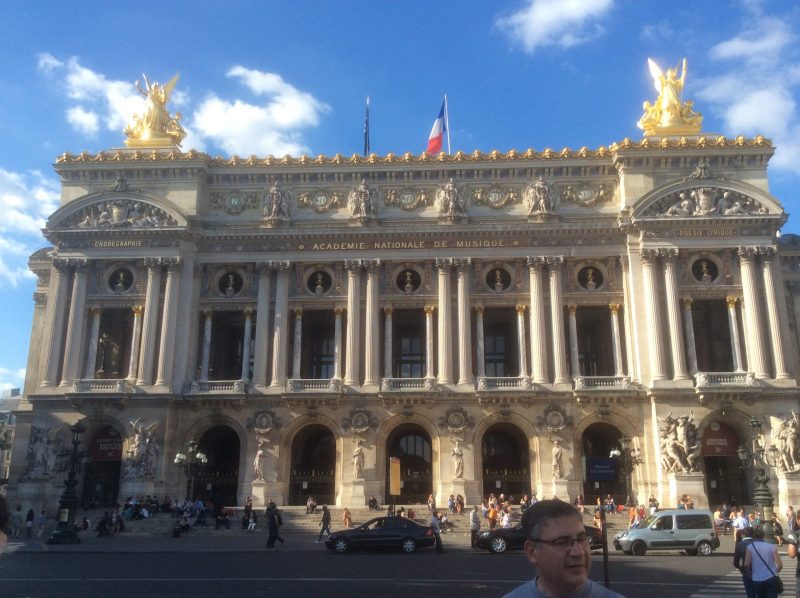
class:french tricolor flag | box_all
[426,99,447,154]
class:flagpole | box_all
[444,94,451,155]
[363,96,371,156]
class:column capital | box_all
[90,306,103,316]
[293,307,303,317]
[474,304,484,314]
[682,297,693,308]
[726,296,738,309]
[657,248,679,261]
[203,309,214,319]
[737,245,760,260]
[453,257,472,270]
[608,303,620,314]
[344,259,364,271]
[641,248,660,263]
[334,307,345,316]
[759,246,777,259]
[568,304,577,315]
[424,305,436,316]
[52,257,71,271]
[515,304,527,315]
[526,256,546,270]
[143,256,163,269]
[132,305,144,317]
[269,260,291,271]
[163,257,182,270]
[384,306,393,316]
[244,308,254,317]
[619,254,630,270]
[545,255,564,268]
[364,259,382,271]
[257,262,273,274]
[435,257,455,270]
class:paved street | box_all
[2,528,795,597]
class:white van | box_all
[613,509,720,556]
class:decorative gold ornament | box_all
[638,59,703,136]
[124,74,186,148]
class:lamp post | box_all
[173,440,207,502]
[610,437,642,507]
[47,421,86,545]
[737,415,781,543]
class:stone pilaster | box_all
[641,249,668,383]
[137,258,163,385]
[435,258,454,385]
[344,260,362,386]
[155,257,182,388]
[660,249,689,381]
[252,263,273,387]
[738,246,770,378]
[270,261,291,387]
[760,247,791,379]
[547,256,569,385]
[41,260,71,387]
[527,257,549,383]
[456,258,473,386]
[364,260,381,387]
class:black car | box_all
[475,524,604,554]
[325,516,436,554]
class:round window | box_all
[218,272,244,296]
[109,269,133,293]
[307,270,333,294]
[396,269,421,293]
[578,266,603,291]
[486,268,511,292]
[692,259,718,283]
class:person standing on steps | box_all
[469,505,481,548]
[317,505,331,543]
[266,501,284,548]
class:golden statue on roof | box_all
[638,58,703,136]
[124,74,186,148]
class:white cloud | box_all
[696,12,800,173]
[0,367,25,393]
[640,21,674,42]
[495,0,614,53]
[191,66,330,156]
[66,106,99,135]
[0,168,58,287]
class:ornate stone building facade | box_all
[7,68,800,513]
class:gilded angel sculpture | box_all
[124,74,186,147]
[637,58,703,136]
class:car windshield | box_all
[639,515,658,528]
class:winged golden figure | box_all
[637,58,702,136]
[124,73,186,147]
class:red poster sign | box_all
[90,427,122,462]
[701,421,740,457]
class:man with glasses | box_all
[504,500,624,598]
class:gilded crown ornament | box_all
[637,58,703,137]
[124,74,186,148]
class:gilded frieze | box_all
[558,182,614,207]
[384,187,433,210]
[471,185,521,209]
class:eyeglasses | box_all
[532,534,592,549]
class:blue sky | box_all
[1,0,799,391]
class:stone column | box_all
[41,260,71,387]
[760,247,790,379]
[620,255,639,380]
[383,307,393,378]
[527,257,549,383]
[137,258,163,385]
[568,305,580,378]
[682,299,699,375]
[333,307,344,380]
[241,309,253,381]
[515,305,529,378]
[252,263,273,387]
[270,261,291,387]
[661,249,689,380]
[344,260,362,386]
[640,250,668,382]
[475,305,486,378]
[456,259,473,385]
[155,258,182,387]
[609,304,624,377]
[436,258,454,385]
[547,257,569,385]
[726,297,744,372]
[60,259,89,386]
[364,260,381,387]
[199,310,213,381]
[424,305,435,380]
[291,308,302,379]
[738,247,770,378]
[127,306,143,381]
[84,307,102,379]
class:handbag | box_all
[751,543,784,594]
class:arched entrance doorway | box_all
[582,422,626,508]
[386,425,432,504]
[702,421,747,506]
[196,425,240,507]
[481,423,529,500]
[289,425,335,506]
[82,426,122,508]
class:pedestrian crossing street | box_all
[691,567,796,597]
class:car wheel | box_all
[489,536,507,554]
[631,541,647,556]
[333,537,350,554]
[401,537,416,554]
[696,541,713,556]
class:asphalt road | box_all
[0,533,749,598]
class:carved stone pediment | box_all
[63,199,178,229]
[644,186,768,218]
